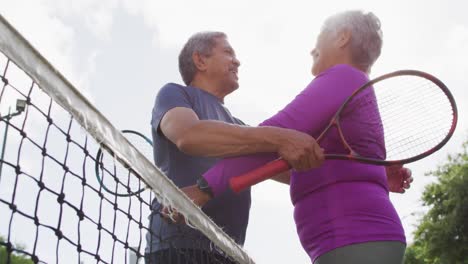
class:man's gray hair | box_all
[322,10,383,72]
[178,31,227,85]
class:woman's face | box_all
[310,29,338,76]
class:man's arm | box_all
[160,107,323,171]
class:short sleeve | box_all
[233,117,247,126]
[151,83,193,131]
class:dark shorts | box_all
[145,248,237,264]
[315,241,406,264]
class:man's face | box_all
[205,37,240,92]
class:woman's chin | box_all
[311,67,319,76]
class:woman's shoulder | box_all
[320,64,366,78]
[306,64,369,96]
[314,64,369,86]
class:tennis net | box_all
[0,13,254,264]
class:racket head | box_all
[229,70,458,193]
[330,70,458,165]
[95,129,153,197]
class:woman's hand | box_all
[386,165,413,193]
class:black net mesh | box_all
[0,36,244,264]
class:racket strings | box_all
[390,129,446,158]
[384,105,451,147]
[377,81,449,117]
[381,88,451,139]
[374,75,455,160]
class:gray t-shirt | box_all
[146,83,251,253]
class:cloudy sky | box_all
[1,0,467,263]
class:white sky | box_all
[1,0,467,263]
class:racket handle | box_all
[229,159,291,193]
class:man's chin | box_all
[225,83,239,95]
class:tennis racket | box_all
[230,70,458,193]
[95,129,153,197]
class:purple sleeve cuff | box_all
[203,153,278,197]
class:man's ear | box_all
[337,29,352,49]
[192,52,208,71]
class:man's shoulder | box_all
[155,83,194,102]
[158,82,187,94]
[158,83,208,99]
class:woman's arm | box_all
[201,66,365,197]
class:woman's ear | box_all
[337,29,352,48]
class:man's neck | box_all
[190,79,227,102]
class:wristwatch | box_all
[196,177,214,198]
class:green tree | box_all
[405,141,468,264]
[0,236,33,264]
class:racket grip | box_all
[229,159,291,193]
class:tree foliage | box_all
[0,236,33,264]
[405,141,468,264]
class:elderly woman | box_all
[183,10,406,263]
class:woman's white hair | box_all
[322,10,383,72]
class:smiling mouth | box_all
[230,69,238,77]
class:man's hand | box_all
[386,165,413,193]
[276,129,324,171]
[160,205,185,224]
[160,185,211,224]
[181,185,212,207]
